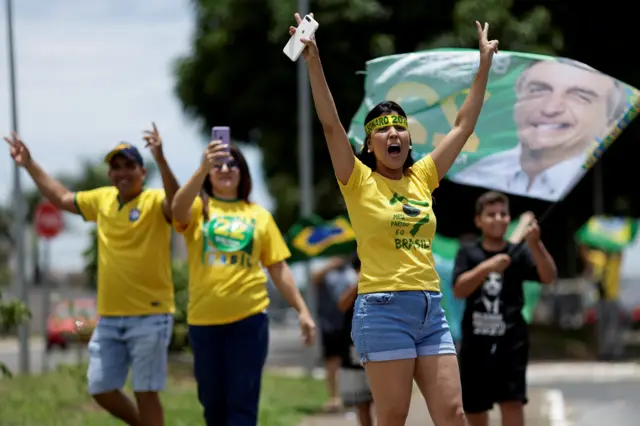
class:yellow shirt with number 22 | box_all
[174,197,291,325]
[339,156,440,294]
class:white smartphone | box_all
[283,14,319,62]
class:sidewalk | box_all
[298,388,554,426]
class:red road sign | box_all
[34,200,64,239]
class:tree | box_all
[174,0,557,231]
[426,0,563,54]
[169,259,189,351]
[0,206,29,377]
[0,290,30,377]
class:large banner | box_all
[348,49,640,201]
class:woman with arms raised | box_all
[289,13,499,426]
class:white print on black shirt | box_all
[472,272,506,336]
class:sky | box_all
[0,0,274,273]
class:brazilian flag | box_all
[576,215,638,253]
[286,215,356,263]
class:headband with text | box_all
[364,114,408,136]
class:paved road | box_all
[0,325,310,375]
[531,380,640,426]
[5,330,640,426]
[528,363,640,426]
[0,338,87,375]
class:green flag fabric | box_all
[285,215,356,263]
[576,216,639,253]
[348,49,640,202]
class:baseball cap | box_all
[104,143,144,166]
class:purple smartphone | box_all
[212,126,231,162]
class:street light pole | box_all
[296,0,317,376]
[5,0,29,374]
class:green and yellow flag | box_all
[576,216,638,253]
[348,49,640,202]
[286,215,356,263]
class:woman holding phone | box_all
[288,12,499,426]
[171,140,316,426]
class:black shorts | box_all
[321,331,346,359]
[459,345,528,413]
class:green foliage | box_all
[169,259,190,351]
[172,259,189,324]
[0,290,31,377]
[81,227,99,291]
[0,206,30,377]
[0,363,326,425]
[174,0,557,231]
[426,0,563,54]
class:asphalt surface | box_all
[0,325,309,375]
[527,363,640,425]
[546,381,640,425]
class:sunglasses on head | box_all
[213,160,239,171]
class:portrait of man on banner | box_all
[452,59,630,200]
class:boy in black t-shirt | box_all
[337,254,373,426]
[452,191,557,426]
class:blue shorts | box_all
[87,314,173,395]
[352,290,456,363]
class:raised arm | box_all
[4,132,78,213]
[143,123,180,222]
[524,219,557,285]
[290,12,354,185]
[430,22,499,180]
[171,140,227,225]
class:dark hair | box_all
[515,59,628,122]
[475,191,509,216]
[351,253,361,271]
[201,144,253,221]
[356,100,415,172]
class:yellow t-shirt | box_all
[587,249,621,300]
[74,187,174,316]
[174,197,291,325]
[339,156,440,294]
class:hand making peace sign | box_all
[143,122,164,160]
[3,131,32,167]
[476,21,499,62]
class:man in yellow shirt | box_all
[5,126,179,426]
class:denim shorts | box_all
[351,290,456,363]
[87,314,173,395]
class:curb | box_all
[528,362,640,384]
